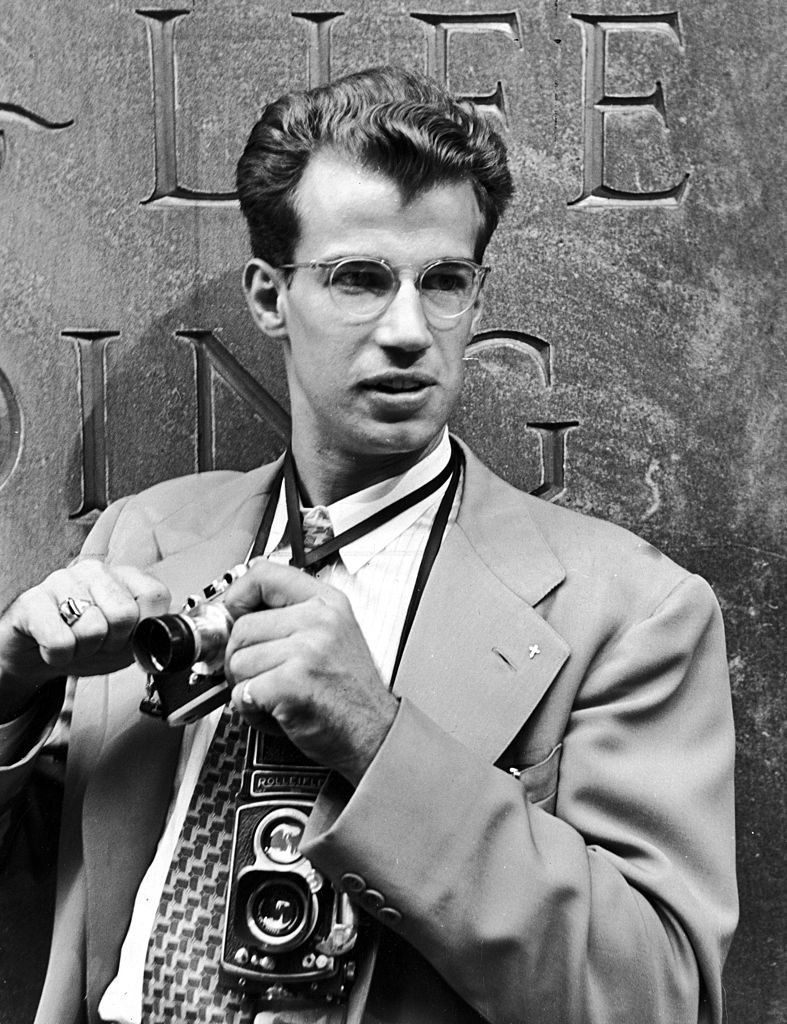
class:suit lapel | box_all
[393,444,569,763]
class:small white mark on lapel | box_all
[528,644,541,660]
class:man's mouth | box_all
[361,373,436,394]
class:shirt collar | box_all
[265,430,453,575]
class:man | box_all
[0,67,736,1024]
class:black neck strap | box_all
[246,461,285,563]
[246,440,464,688]
[283,446,456,573]
[389,439,463,686]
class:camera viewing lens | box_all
[133,615,196,673]
[255,808,308,866]
[248,879,310,945]
[263,820,304,864]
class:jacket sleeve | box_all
[301,573,737,1024]
[0,681,66,815]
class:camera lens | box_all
[247,878,312,948]
[133,615,196,673]
[255,808,308,866]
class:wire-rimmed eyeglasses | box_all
[278,256,490,323]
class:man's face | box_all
[247,150,485,473]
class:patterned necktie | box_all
[142,706,254,1023]
[142,509,336,1023]
[300,507,335,573]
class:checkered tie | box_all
[142,510,336,1022]
[142,706,253,1022]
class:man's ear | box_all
[243,259,289,338]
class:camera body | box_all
[220,730,361,1004]
[134,568,362,1008]
[135,568,244,725]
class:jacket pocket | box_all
[507,743,562,815]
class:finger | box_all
[111,565,172,618]
[225,633,293,686]
[30,586,115,669]
[71,568,171,666]
[53,562,169,651]
[25,563,169,669]
[230,680,286,735]
[232,676,267,714]
[226,598,332,652]
[82,567,169,653]
[10,587,80,668]
[66,560,171,618]
[79,574,144,653]
[230,673,298,737]
[66,603,115,662]
[222,559,326,619]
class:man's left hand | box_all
[221,558,398,785]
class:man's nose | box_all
[373,279,433,351]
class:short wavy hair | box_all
[236,66,513,265]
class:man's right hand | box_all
[0,559,171,719]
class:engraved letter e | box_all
[570,12,689,208]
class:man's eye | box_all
[422,265,473,293]
[332,264,390,294]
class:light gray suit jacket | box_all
[4,440,736,1024]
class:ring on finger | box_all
[58,596,94,627]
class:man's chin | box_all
[359,418,443,453]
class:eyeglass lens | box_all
[329,259,479,320]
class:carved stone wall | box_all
[0,2,784,1020]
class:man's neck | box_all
[291,433,445,506]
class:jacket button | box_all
[361,889,385,911]
[379,906,403,925]
[340,872,365,893]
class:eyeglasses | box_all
[278,256,489,323]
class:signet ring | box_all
[58,596,93,627]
